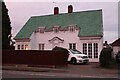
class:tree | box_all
[2,2,12,49]
[99,47,113,67]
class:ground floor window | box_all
[69,43,76,50]
[94,43,98,58]
[17,45,20,50]
[88,43,92,58]
[25,44,28,50]
[83,43,87,55]
[83,43,98,59]
[39,44,44,50]
[21,45,24,50]
[17,44,28,50]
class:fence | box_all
[2,50,69,67]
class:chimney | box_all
[54,7,59,15]
[68,5,73,13]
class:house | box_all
[111,38,120,58]
[14,5,103,62]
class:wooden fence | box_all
[2,50,69,67]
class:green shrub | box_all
[99,47,112,67]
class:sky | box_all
[4,0,119,44]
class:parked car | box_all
[116,51,120,64]
[67,49,89,64]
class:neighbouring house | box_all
[14,5,103,62]
[111,38,120,58]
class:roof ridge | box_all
[31,9,102,18]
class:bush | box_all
[99,47,112,67]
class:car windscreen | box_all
[70,49,82,54]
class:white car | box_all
[67,49,89,64]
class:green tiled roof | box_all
[15,9,103,39]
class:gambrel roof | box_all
[14,9,103,39]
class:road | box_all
[2,70,97,78]
[2,63,119,78]
[2,70,118,78]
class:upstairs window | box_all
[53,26,60,33]
[34,29,39,33]
[54,27,59,33]
[39,28,44,33]
[69,26,75,32]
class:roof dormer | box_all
[53,25,60,33]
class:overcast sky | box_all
[4,1,119,43]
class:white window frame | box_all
[94,43,98,58]
[25,44,28,50]
[83,43,87,55]
[69,43,76,50]
[88,43,92,58]
[82,43,99,59]
[69,26,75,32]
[21,44,24,50]
[39,27,45,33]
[17,45,20,50]
[39,43,45,50]
[53,26,60,33]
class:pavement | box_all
[2,64,69,73]
[2,63,120,78]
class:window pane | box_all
[69,26,75,32]
[40,29,44,33]
[42,44,44,50]
[39,44,41,50]
[69,43,72,49]
[25,44,28,50]
[83,43,87,55]
[73,43,76,50]
[54,28,59,33]
[21,45,24,50]
[39,44,44,50]
[94,43,98,58]
[17,45,20,50]
[88,43,92,58]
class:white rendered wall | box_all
[29,30,80,50]
[15,30,103,62]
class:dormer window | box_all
[54,27,59,33]
[39,27,45,33]
[53,26,59,33]
[39,28,44,33]
[69,26,75,32]
[34,30,39,33]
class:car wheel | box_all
[71,58,77,64]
